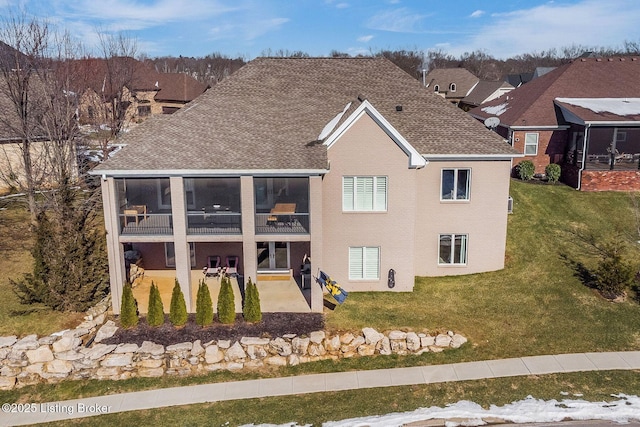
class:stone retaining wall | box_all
[0,296,467,390]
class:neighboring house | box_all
[424,68,479,105]
[74,57,208,126]
[93,57,518,314]
[471,56,640,191]
[504,67,556,88]
[459,80,514,111]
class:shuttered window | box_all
[349,246,380,280]
[343,176,387,211]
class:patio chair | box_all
[225,255,239,277]
[204,256,222,277]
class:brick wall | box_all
[580,170,640,191]
[512,130,567,174]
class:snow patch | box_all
[481,102,509,116]
[317,102,352,140]
[556,97,640,116]
[241,394,640,427]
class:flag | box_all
[315,271,348,304]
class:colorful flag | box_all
[315,271,348,304]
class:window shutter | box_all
[343,177,354,211]
[349,247,363,279]
[364,247,379,279]
[375,177,387,211]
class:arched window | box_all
[450,83,456,92]
[434,84,439,92]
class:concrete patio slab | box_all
[324,371,359,391]
[487,358,530,377]
[420,364,457,383]
[357,369,393,388]
[618,351,640,369]
[585,352,631,370]
[553,353,598,372]
[521,355,564,374]
[390,366,426,386]
[452,361,494,381]
[292,373,327,394]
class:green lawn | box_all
[2,180,640,424]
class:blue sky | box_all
[3,0,640,59]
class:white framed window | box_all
[438,234,468,265]
[343,176,387,211]
[434,84,439,92]
[349,246,380,280]
[441,169,470,201]
[449,83,456,92]
[524,132,539,155]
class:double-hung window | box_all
[343,176,387,211]
[438,234,468,265]
[441,169,470,201]
[524,133,539,155]
[349,246,380,280]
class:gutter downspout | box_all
[577,124,590,191]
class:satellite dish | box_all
[484,117,500,129]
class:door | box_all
[257,242,290,271]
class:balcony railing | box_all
[255,213,310,234]
[187,211,242,235]
[120,213,173,236]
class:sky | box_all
[243,394,640,426]
[2,0,640,60]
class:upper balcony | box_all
[116,178,173,236]
[254,177,310,234]
[186,177,242,235]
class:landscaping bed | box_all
[103,313,325,346]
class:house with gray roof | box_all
[472,56,640,191]
[93,57,518,314]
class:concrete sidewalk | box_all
[3,351,640,426]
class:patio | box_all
[131,270,310,314]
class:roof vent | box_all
[357,94,366,102]
[396,105,403,112]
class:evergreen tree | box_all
[120,282,138,328]
[146,281,164,326]
[169,279,188,326]
[217,275,235,324]
[242,277,262,323]
[195,279,214,326]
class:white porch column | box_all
[101,177,126,314]
[170,176,192,311]
[309,175,324,312]
[240,176,257,285]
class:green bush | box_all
[169,279,188,326]
[242,277,262,323]
[146,281,164,327]
[195,279,214,327]
[517,160,536,180]
[120,282,139,328]
[545,163,561,183]
[217,275,236,324]
[594,241,636,298]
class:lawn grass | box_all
[44,370,640,426]
[0,201,84,336]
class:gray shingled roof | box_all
[97,57,515,173]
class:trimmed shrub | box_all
[120,282,138,328]
[195,279,214,326]
[545,163,561,183]
[146,281,164,326]
[517,160,535,180]
[242,277,262,323]
[217,275,236,324]
[169,279,188,326]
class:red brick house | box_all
[470,57,640,191]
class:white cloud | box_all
[446,0,640,58]
[366,7,430,33]
[470,10,484,18]
[357,35,374,43]
[335,3,349,9]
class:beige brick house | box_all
[93,57,518,314]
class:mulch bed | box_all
[102,313,325,347]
